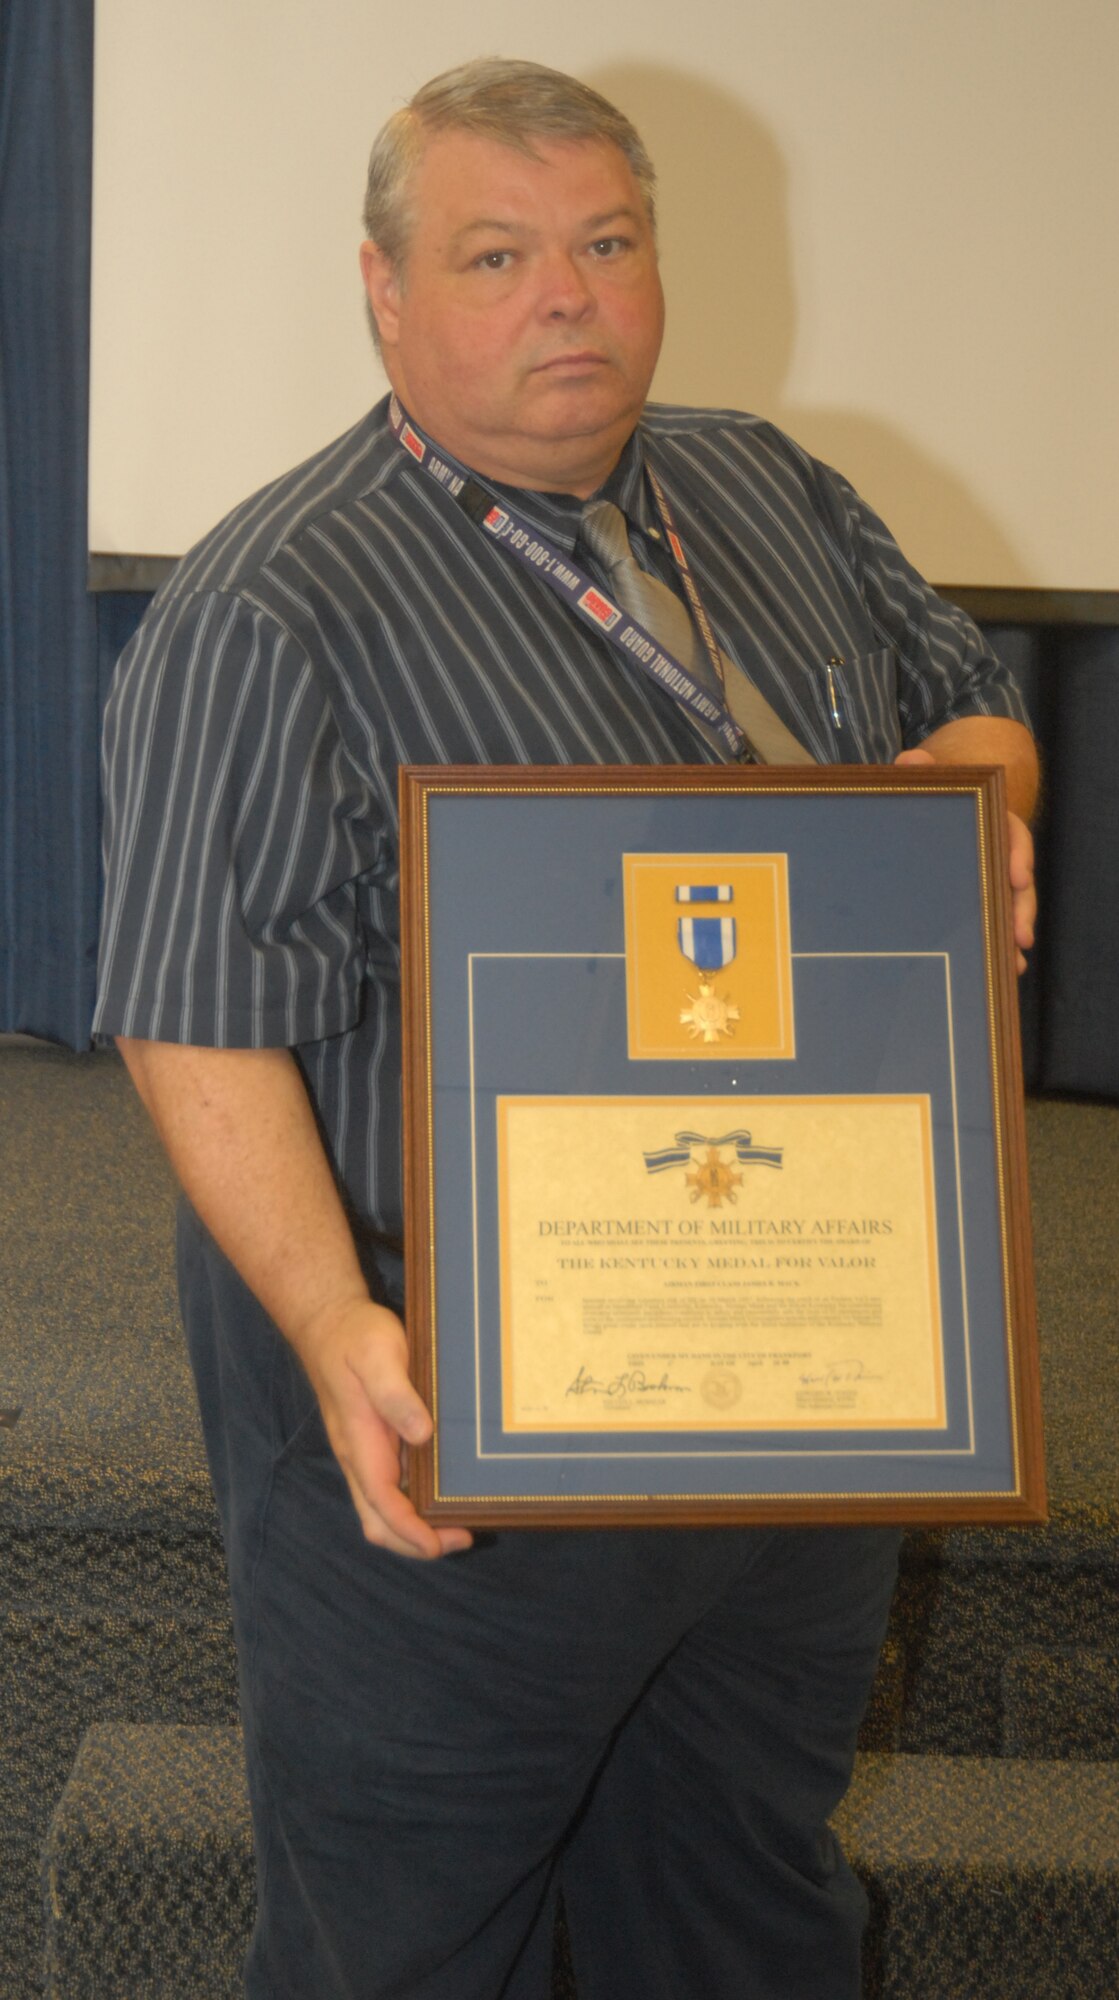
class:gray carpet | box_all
[3,1044,1119,1996]
[1,1046,234,1997]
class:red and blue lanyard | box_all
[388,396,748,761]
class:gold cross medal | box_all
[675,886,740,1044]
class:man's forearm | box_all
[116,1039,369,1351]
[915,716,1039,822]
[116,1038,469,1558]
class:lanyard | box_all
[387,397,748,760]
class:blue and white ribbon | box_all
[678,916,736,972]
[644,1130,784,1173]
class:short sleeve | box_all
[810,462,1033,748]
[94,587,385,1048]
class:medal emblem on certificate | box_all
[642,1125,784,1206]
[676,884,740,1043]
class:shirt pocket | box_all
[814,649,902,764]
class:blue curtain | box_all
[1028,628,1119,1096]
[982,627,1119,1100]
[0,0,99,1045]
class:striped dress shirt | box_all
[95,396,1029,1258]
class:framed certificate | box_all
[399,765,1045,1527]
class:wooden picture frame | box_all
[400,764,1045,1529]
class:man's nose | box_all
[537,251,594,317]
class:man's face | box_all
[361,130,664,495]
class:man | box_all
[95,57,1038,2000]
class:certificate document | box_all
[498,1094,944,1431]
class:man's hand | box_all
[291,1295,473,1560]
[1006,811,1036,975]
[895,734,1037,975]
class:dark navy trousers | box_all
[179,1202,901,2000]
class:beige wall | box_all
[90,0,1117,587]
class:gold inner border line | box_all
[431,1488,1016,1504]
[463,950,973,1466]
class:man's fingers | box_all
[344,1456,448,1558]
[1008,812,1035,891]
[897,755,1037,976]
[1007,813,1036,971]
[352,1468,474,1561]
[358,1357,433,1448]
[328,1399,468,1558]
[303,1299,473,1559]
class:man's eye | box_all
[474,249,514,271]
[589,236,628,258]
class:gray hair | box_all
[363,57,657,272]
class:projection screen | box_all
[89,0,1118,595]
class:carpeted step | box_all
[885,1545,1119,1754]
[33,1649,903,2000]
[3,1610,237,1999]
[45,1730,1119,2000]
[1002,1645,1119,1757]
[1,1046,233,1997]
[857,1635,905,1751]
[41,1723,582,2000]
[42,1724,253,2000]
[836,1752,1119,1998]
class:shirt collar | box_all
[483,428,652,549]
[599,428,656,533]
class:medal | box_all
[676,887,739,1043]
[680,979,740,1044]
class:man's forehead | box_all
[413,128,639,208]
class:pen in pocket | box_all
[825,656,845,731]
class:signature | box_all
[565,1363,689,1399]
[798,1358,884,1388]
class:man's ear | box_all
[360,241,401,348]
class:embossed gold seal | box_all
[701,1368,743,1411]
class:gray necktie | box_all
[580,499,815,766]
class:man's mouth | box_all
[533,350,608,373]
